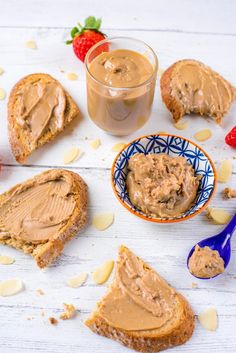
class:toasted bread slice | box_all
[0,169,88,268]
[8,73,80,163]
[85,246,194,352]
[160,59,236,124]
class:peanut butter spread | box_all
[0,171,76,243]
[170,60,236,122]
[86,49,156,135]
[88,49,153,88]
[98,247,178,331]
[126,153,200,218]
[16,80,66,145]
[189,245,225,278]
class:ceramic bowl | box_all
[111,134,216,223]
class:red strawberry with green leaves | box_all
[66,16,108,62]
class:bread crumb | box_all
[192,282,198,289]
[41,311,45,317]
[36,288,44,296]
[0,67,4,75]
[0,88,6,100]
[67,72,78,80]
[25,40,37,49]
[27,316,33,320]
[60,303,77,320]
[49,317,58,325]
[223,187,236,199]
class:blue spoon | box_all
[187,213,236,279]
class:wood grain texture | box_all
[0,1,236,352]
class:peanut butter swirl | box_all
[0,170,76,243]
[16,80,66,145]
[98,247,178,331]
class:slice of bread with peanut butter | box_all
[85,246,195,352]
[160,59,236,124]
[0,169,88,268]
[8,73,80,163]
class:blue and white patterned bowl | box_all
[111,134,216,223]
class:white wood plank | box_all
[1,0,236,35]
[0,27,235,169]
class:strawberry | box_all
[66,16,108,62]
[225,126,236,147]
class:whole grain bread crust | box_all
[85,246,195,352]
[8,73,80,164]
[0,169,88,268]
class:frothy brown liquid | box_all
[87,49,156,136]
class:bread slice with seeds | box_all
[160,59,236,124]
[0,169,88,268]
[85,246,195,352]
[8,73,80,163]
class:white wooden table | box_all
[0,1,236,352]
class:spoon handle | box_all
[222,213,236,238]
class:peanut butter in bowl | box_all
[126,153,201,219]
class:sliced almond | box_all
[89,138,101,150]
[198,307,218,331]
[93,260,114,285]
[25,40,37,49]
[63,147,81,164]
[174,121,189,130]
[92,213,114,231]
[67,72,78,80]
[217,160,232,183]
[156,130,168,134]
[0,88,6,100]
[67,273,88,288]
[0,279,23,297]
[0,67,4,75]
[206,207,231,225]
[0,255,15,265]
[194,129,212,142]
[112,143,126,153]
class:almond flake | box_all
[0,67,4,75]
[156,131,168,134]
[174,121,189,130]
[67,72,78,80]
[0,88,6,100]
[60,303,77,320]
[25,40,37,49]
[0,255,15,265]
[92,213,114,231]
[63,147,81,164]
[198,307,218,331]
[93,260,114,285]
[36,288,44,296]
[217,160,232,183]
[0,279,23,297]
[194,129,212,142]
[206,207,231,225]
[67,273,88,288]
[112,143,126,153]
[89,138,101,150]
